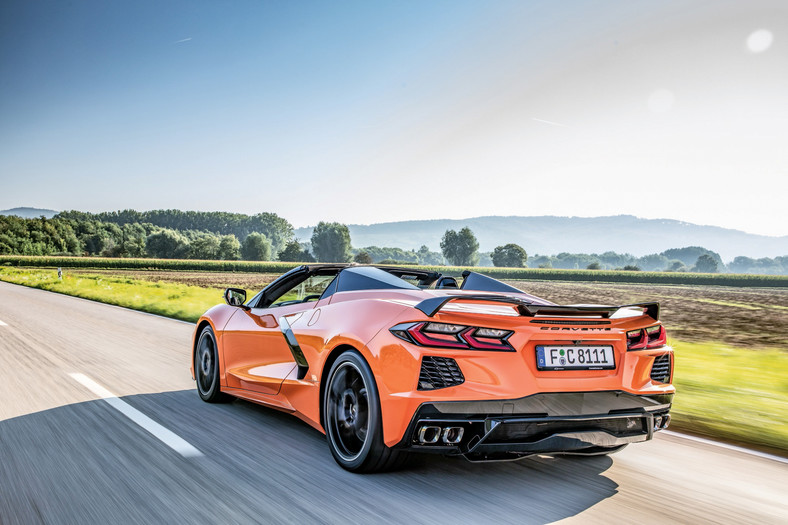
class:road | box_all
[0,281,786,524]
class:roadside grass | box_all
[670,340,788,454]
[0,267,220,322]
[1,267,786,454]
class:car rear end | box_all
[371,297,674,461]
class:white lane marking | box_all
[69,373,203,458]
[662,430,788,465]
[0,319,7,326]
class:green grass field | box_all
[1,266,786,455]
[0,267,219,322]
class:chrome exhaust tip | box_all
[442,426,464,444]
[418,426,442,444]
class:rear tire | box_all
[323,350,408,473]
[194,325,230,403]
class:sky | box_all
[1,0,787,236]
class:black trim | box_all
[395,390,673,450]
[531,319,611,325]
[424,391,673,417]
[250,264,441,308]
[460,271,526,294]
[279,316,309,380]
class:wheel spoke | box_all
[329,368,348,399]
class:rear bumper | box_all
[396,390,673,461]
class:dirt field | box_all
[69,269,788,350]
[506,280,788,350]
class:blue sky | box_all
[1,1,786,236]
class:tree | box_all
[662,246,723,269]
[218,234,241,260]
[241,232,271,261]
[119,223,147,257]
[189,233,221,260]
[440,227,479,266]
[57,209,294,253]
[587,262,601,270]
[693,254,719,273]
[729,256,755,273]
[636,253,669,271]
[491,243,527,267]
[278,240,315,262]
[666,260,687,272]
[416,245,445,265]
[354,250,373,264]
[311,222,351,262]
[622,265,641,271]
[145,229,190,259]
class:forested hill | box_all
[295,215,788,261]
[56,210,293,254]
[0,207,58,219]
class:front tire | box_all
[323,350,408,473]
[194,325,229,403]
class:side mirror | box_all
[224,288,248,308]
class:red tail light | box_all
[627,325,666,350]
[390,322,514,351]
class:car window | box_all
[270,274,336,307]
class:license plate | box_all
[536,345,615,370]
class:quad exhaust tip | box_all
[654,414,671,430]
[417,425,465,445]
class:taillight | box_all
[627,325,666,350]
[390,322,514,351]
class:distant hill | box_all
[0,207,58,219]
[295,215,788,261]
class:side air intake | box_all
[418,356,464,390]
[650,354,672,383]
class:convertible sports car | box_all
[191,264,674,472]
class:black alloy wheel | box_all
[195,325,228,403]
[323,351,408,473]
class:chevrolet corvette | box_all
[191,264,674,472]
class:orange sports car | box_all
[191,264,674,472]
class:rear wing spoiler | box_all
[415,294,660,321]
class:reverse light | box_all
[390,322,514,351]
[627,325,667,350]
[424,323,465,334]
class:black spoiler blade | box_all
[415,295,659,321]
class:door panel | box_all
[222,303,315,395]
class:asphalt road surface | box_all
[1,281,786,524]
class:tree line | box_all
[1,212,786,274]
